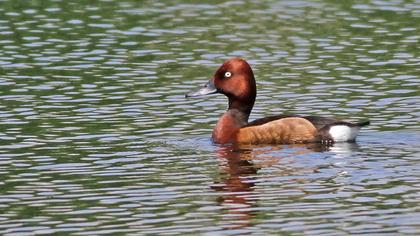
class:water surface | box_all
[0,0,419,235]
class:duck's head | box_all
[186,58,257,113]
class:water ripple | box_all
[0,0,419,235]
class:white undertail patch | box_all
[329,125,360,142]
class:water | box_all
[0,0,419,235]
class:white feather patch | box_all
[329,125,360,142]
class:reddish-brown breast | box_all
[236,117,317,144]
[212,110,248,144]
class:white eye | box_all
[224,71,232,78]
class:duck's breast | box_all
[237,117,317,144]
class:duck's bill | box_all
[185,81,218,98]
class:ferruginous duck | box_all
[186,58,369,145]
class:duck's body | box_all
[186,58,369,145]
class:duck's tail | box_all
[317,120,370,143]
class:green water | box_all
[0,0,419,235]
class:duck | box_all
[186,58,370,145]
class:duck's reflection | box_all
[210,142,360,230]
[211,146,258,230]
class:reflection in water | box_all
[211,142,363,230]
[211,144,316,230]
[212,147,258,230]
[0,0,419,234]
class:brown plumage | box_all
[186,58,370,145]
[237,117,317,144]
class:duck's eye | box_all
[224,71,232,78]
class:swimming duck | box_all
[186,58,369,144]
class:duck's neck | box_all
[212,109,249,144]
[212,96,255,144]
[228,97,254,115]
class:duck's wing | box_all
[248,115,369,130]
[300,116,342,129]
[246,114,345,129]
[302,116,369,129]
[245,114,298,127]
[237,117,317,144]
[246,115,370,143]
